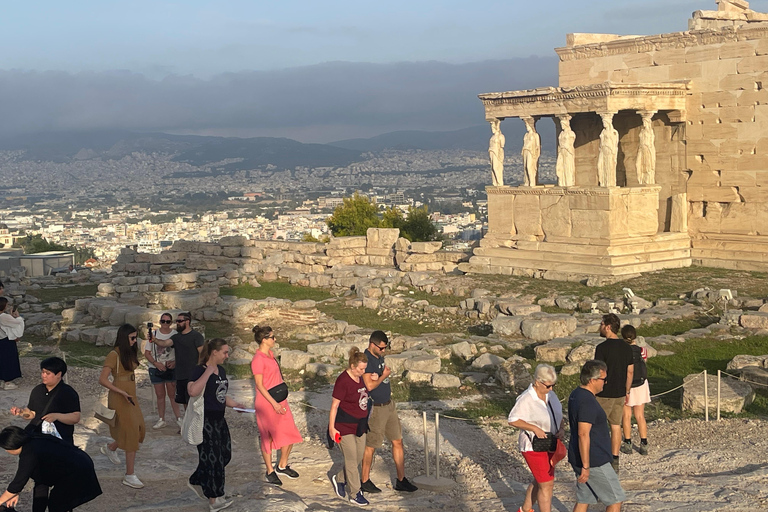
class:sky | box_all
[1,0,767,142]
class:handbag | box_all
[94,351,122,427]
[528,400,560,452]
[182,391,205,446]
[267,357,289,403]
[94,402,116,428]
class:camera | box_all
[147,322,153,339]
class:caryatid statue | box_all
[521,116,540,187]
[597,112,619,187]
[556,114,576,187]
[636,111,656,185]
[488,118,505,186]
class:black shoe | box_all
[394,477,418,492]
[266,471,283,486]
[360,479,382,493]
[275,465,299,479]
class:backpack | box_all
[631,345,647,387]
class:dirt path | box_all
[2,357,768,511]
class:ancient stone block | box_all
[681,373,754,414]
[366,228,400,250]
[513,194,543,237]
[431,373,461,388]
[522,316,578,342]
[409,241,442,254]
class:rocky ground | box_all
[2,357,768,512]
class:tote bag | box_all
[181,392,205,446]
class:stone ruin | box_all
[463,0,768,280]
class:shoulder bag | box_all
[267,356,289,403]
[182,389,205,446]
[528,400,559,452]
[94,350,119,427]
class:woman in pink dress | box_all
[251,325,303,486]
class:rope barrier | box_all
[650,370,705,400]
[720,370,768,389]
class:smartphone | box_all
[12,305,18,313]
[127,396,136,406]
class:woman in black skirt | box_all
[186,338,246,512]
[0,426,102,511]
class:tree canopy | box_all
[326,196,439,242]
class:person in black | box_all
[9,357,81,512]
[593,313,634,472]
[187,338,246,512]
[152,311,204,406]
[0,426,101,512]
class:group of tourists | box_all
[509,313,651,512]
[0,312,419,511]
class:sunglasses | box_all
[538,381,554,389]
[176,319,188,323]
[160,319,172,324]
[266,335,276,340]
[129,335,138,341]
[374,343,388,350]
[595,377,607,382]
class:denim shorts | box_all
[574,462,626,506]
[148,366,175,385]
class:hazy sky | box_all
[2,0,767,142]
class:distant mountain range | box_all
[0,123,557,170]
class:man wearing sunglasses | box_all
[360,331,418,494]
[568,359,625,512]
[151,312,204,407]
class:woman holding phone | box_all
[144,313,181,429]
[98,323,146,489]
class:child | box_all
[620,325,650,455]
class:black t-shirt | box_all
[364,349,391,404]
[171,330,205,381]
[27,382,81,445]
[594,337,634,398]
[568,386,613,471]
[190,365,228,415]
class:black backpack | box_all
[631,345,647,387]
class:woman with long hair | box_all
[97,323,146,489]
[187,338,245,512]
[621,325,651,456]
[144,312,181,429]
[0,426,102,511]
[251,325,303,486]
[329,347,370,506]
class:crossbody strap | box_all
[547,399,558,434]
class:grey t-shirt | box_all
[171,330,205,381]
[364,349,391,404]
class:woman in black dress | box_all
[0,426,102,511]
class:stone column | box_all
[597,111,619,187]
[556,114,576,187]
[521,116,541,187]
[488,118,505,186]
[636,110,657,185]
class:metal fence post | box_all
[423,411,429,477]
[435,412,440,480]
[704,370,709,422]
[717,370,721,421]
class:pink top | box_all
[251,350,283,390]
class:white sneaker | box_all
[209,496,233,511]
[122,474,144,489]
[152,419,167,430]
[176,417,184,429]
[100,443,121,465]
[2,381,18,390]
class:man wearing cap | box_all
[360,330,418,493]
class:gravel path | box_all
[1,357,767,511]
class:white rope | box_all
[650,371,706,400]
[720,370,768,389]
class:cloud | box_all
[0,58,557,143]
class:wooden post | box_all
[423,411,429,477]
[704,370,709,422]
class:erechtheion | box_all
[462,0,768,280]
